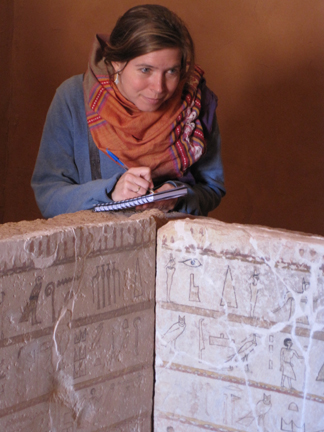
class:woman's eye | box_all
[168,69,178,75]
[141,68,150,74]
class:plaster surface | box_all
[154,218,324,431]
[0,210,158,431]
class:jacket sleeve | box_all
[31,77,121,219]
[170,87,226,216]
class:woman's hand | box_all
[136,183,178,212]
[111,167,154,201]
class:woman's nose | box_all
[152,74,165,93]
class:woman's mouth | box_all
[143,96,164,105]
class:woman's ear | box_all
[111,62,123,73]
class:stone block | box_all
[154,218,324,431]
[0,210,159,431]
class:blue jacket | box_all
[31,75,225,218]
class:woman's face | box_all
[112,48,182,112]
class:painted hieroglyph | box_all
[154,218,324,432]
[0,211,156,432]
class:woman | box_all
[31,5,225,218]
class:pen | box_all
[106,149,128,169]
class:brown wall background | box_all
[1,0,323,235]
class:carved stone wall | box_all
[1,212,323,431]
[154,218,324,431]
[0,211,157,431]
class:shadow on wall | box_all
[212,59,324,236]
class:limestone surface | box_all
[154,218,324,431]
[0,210,158,431]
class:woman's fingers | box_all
[128,166,153,187]
[111,167,153,201]
[136,198,177,212]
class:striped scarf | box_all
[83,35,207,182]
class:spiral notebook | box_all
[93,186,188,212]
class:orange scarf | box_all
[83,35,206,182]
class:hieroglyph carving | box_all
[155,219,324,431]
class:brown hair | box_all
[103,4,195,81]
